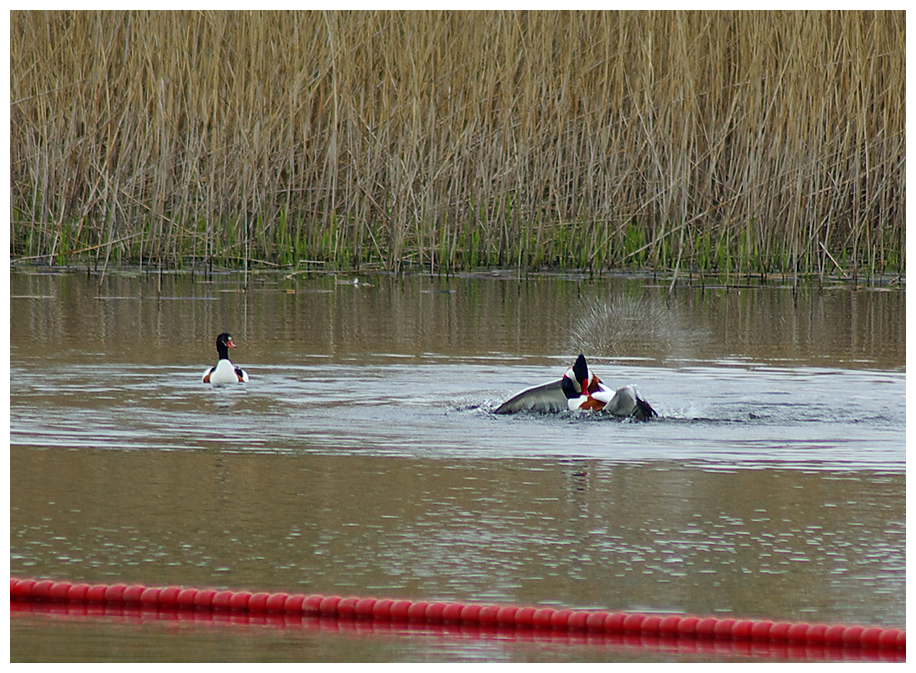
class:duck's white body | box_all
[565,381,642,416]
[203,358,249,384]
[202,333,249,384]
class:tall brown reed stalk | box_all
[10,10,905,277]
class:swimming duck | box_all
[202,333,249,384]
[495,354,656,420]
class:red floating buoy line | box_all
[11,577,905,657]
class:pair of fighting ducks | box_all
[202,335,656,421]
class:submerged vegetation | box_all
[10,11,905,278]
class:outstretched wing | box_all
[494,379,567,414]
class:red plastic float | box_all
[10,576,905,656]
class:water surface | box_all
[9,269,906,662]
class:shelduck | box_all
[202,333,249,384]
[495,354,656,420]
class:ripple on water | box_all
[10,360,906,469]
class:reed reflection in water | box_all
[9,270,905,663]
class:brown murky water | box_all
[9,269,905,662]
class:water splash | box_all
[567,295,705,362]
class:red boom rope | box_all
[11,577,905,656]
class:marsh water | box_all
[9,269,905,662]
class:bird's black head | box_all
[216,333,236,349]
[561,375,579,400]
[215,333,237,359]
[572,354,589,385]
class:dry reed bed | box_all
[9,11,906,276]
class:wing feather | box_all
[494,379,567,414]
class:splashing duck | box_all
[495,354,656,420]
